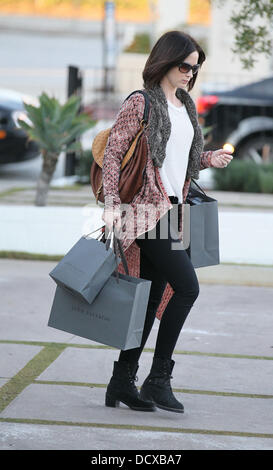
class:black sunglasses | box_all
[178,62,200,75]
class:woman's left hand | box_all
[210,149,233,168]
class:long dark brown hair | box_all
[143,30,206,91]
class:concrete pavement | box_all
[0,258,273,450]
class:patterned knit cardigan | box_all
[102,89,213,320]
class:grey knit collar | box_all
[143,84,204,180]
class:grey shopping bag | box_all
[185,180,220,268]
[49,226,120,304]
[48,272,152,350]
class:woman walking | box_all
[101,31,233,413]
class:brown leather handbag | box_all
[90,90,150,204]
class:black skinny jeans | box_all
[118,196,200,365]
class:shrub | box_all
[259,165,273,193]
[212,159,273,193]
[124,33,151,54]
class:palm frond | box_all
[19,91,95,156]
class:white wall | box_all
[154,0,189,37]
[1,205,273,265]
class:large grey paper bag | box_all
[185,180,220,268]
[48,272,152,350]
[49,228,119,305]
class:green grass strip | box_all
[0,251,63,261]
[0,185,84,198]
[0,340,113,350]
[219,203,273,211]
[34,380,273,400]
[48,185,84,191]
[221,262,273,268]
[0,187,34,198]
[1,417,273,440]
[149,348,273,361]
[0,343,66,413]
[0,339,272,361]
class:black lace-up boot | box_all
[139,357,184,413]
[105,361,156,411]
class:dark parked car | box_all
[197,77,273,163]
[0,89,40,164]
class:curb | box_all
[196,264,273,288]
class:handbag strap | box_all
[124,90,150,124]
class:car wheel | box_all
[237,136,273,164]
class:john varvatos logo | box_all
[72,304,110,322]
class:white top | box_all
[159,100,194,203]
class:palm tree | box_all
[18,92,95,206]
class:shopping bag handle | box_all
[84,225,105,238]
[85,224,129,281]
[105,224,129,281]
[112,236,130,284]
[191,178,207,196]
[105,228,120,281]
[83,225,128,280]
[105,225,118,251]
[114,235,129,276]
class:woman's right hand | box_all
[102,206,122,234]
